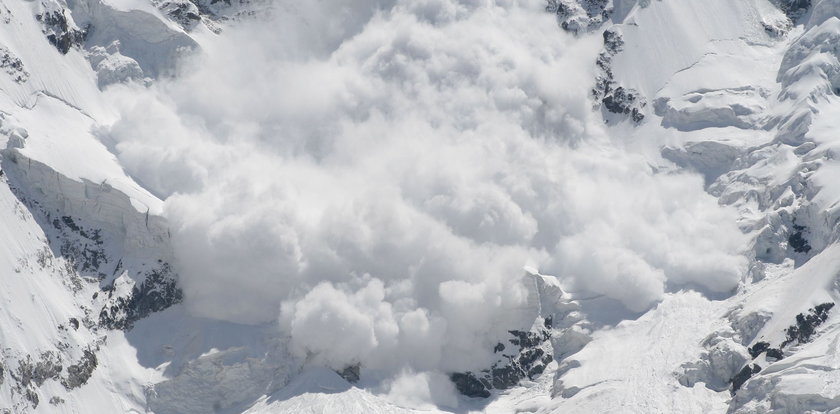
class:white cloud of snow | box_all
[101,0,748,376]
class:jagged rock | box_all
[450,372,491,398]
[788,224,812,253]
[762,17,793,37]
[765,348,784,361]
[748,341,770,359]
[451,325,554,398]
[781,302,834,347]
[336,364,360,383]
[592,29,646,124]
[731,364,761,392]
[61,349,97,390]
[156,0,202,30]
[36,1,87,54]
[13,352,63,388]
[49,396,65,405]
[68,318,79,330]
[602,86,645,122]
[0,47,28,83]
[546,0,611,34]
[98,264,183,330]
[772,0,812,21]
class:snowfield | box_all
[3,0,840,413]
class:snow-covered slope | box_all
[3,0,840,413]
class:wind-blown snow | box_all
[101,0,748,375]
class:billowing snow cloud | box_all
[102,0,748,373]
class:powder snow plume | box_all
[101,0,748,374]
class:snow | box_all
[3,0,840,413]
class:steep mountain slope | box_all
[2,0,840,413]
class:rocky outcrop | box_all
[772,0,812,21]
[98,265,183,330]
[450,323,555,398]
[593,29,645,124]
[61,349,97,390]
[726,303,834,394]
[36,0,87,54]
[780,302,834,347]
[155,0,202,31]
[0,47,28,83]
[545,0,611,34]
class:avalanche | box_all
[2,0,840,413]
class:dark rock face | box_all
[10,352,63,408]
[7,349,99,407]
[747,341,770,359]
[157,0,202,30]
[593,29,646,124]
[788,224,811,253]
[734,303,834,392]
[98,264,183,330]
[766,348,784,361]
[602,87,645,122]
[0,47,28,83]
[450,328,553,398]
[546,0,611,34]
[36,6,87,54]
[13,352,63,388]
[771,0,812,21]
[748,341,784,361]
[731,364,761,392]
[781,302,834,347]
[61,349,97,390]
[450,372,491,398]
[51,215,107,279]
[3,164,184,334]
[337,364,360,383]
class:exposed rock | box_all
[155,0,202,31]
[771,0,812,21]
[592,29,645,124]
[36,1,87,54]
[98,264,183,330]
[61,349,97,390]
[450,372,491,398]
[13,352,63,388]
[765,348,784,361]
[747,341,784,361]
[451,327,554,398]
[546,0,611,34]
[731,364,761,392]
[788,223,812,254]
[49,396,65,405]
[336,364,360,384]
[747,341,770,359]
[781,302,834,347]
[0,46,28,83]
